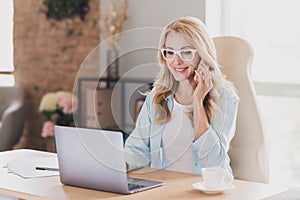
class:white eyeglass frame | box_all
[160,48,198,61]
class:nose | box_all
[172,53,183,65]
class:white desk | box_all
[0,149,287,200]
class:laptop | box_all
[54,125,164,194]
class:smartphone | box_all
[195,57,201,69]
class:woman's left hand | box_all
[193,61,213,105]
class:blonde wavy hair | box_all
[151,16,232,124]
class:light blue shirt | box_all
[125,87,239,175]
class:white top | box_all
[162,99,194,174]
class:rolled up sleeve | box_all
[192,88,239,174]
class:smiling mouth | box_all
[174,67,189,72]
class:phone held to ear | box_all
[195,57,201,69]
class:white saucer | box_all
[192,181,235,194]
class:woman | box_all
[125,16,239,176]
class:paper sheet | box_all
[6,157,59,179]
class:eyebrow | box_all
[164,46,195,50]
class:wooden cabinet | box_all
[84,87,119,130]
[77,77,153,134]
[95,89,117,130]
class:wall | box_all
[13,0,100,149]
[100,0,205,79]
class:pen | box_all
[35,166,59,171]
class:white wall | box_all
[125,0,205,29]
[100,0,206,79]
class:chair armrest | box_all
[1,102,23,121]
[0,101,25,151]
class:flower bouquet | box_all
[39,91,78,138]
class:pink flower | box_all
[58,98,75,114]
[41,121,55,138]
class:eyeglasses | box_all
[161,48,198,61]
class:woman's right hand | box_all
[193,61,213,105]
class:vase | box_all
[46,137,56,153]
[107,49,119,80]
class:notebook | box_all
[54,125,164,194]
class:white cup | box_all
[201,167,225,189]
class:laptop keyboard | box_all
[128,183,145,190]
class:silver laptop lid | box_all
[54,125,129,194]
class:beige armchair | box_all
[0,86,25,151]
[213,36,269,183]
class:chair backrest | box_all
[213,36,269,183]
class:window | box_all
[0,0,14,86]
[222,0,300,84]
[209,0,300,187]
